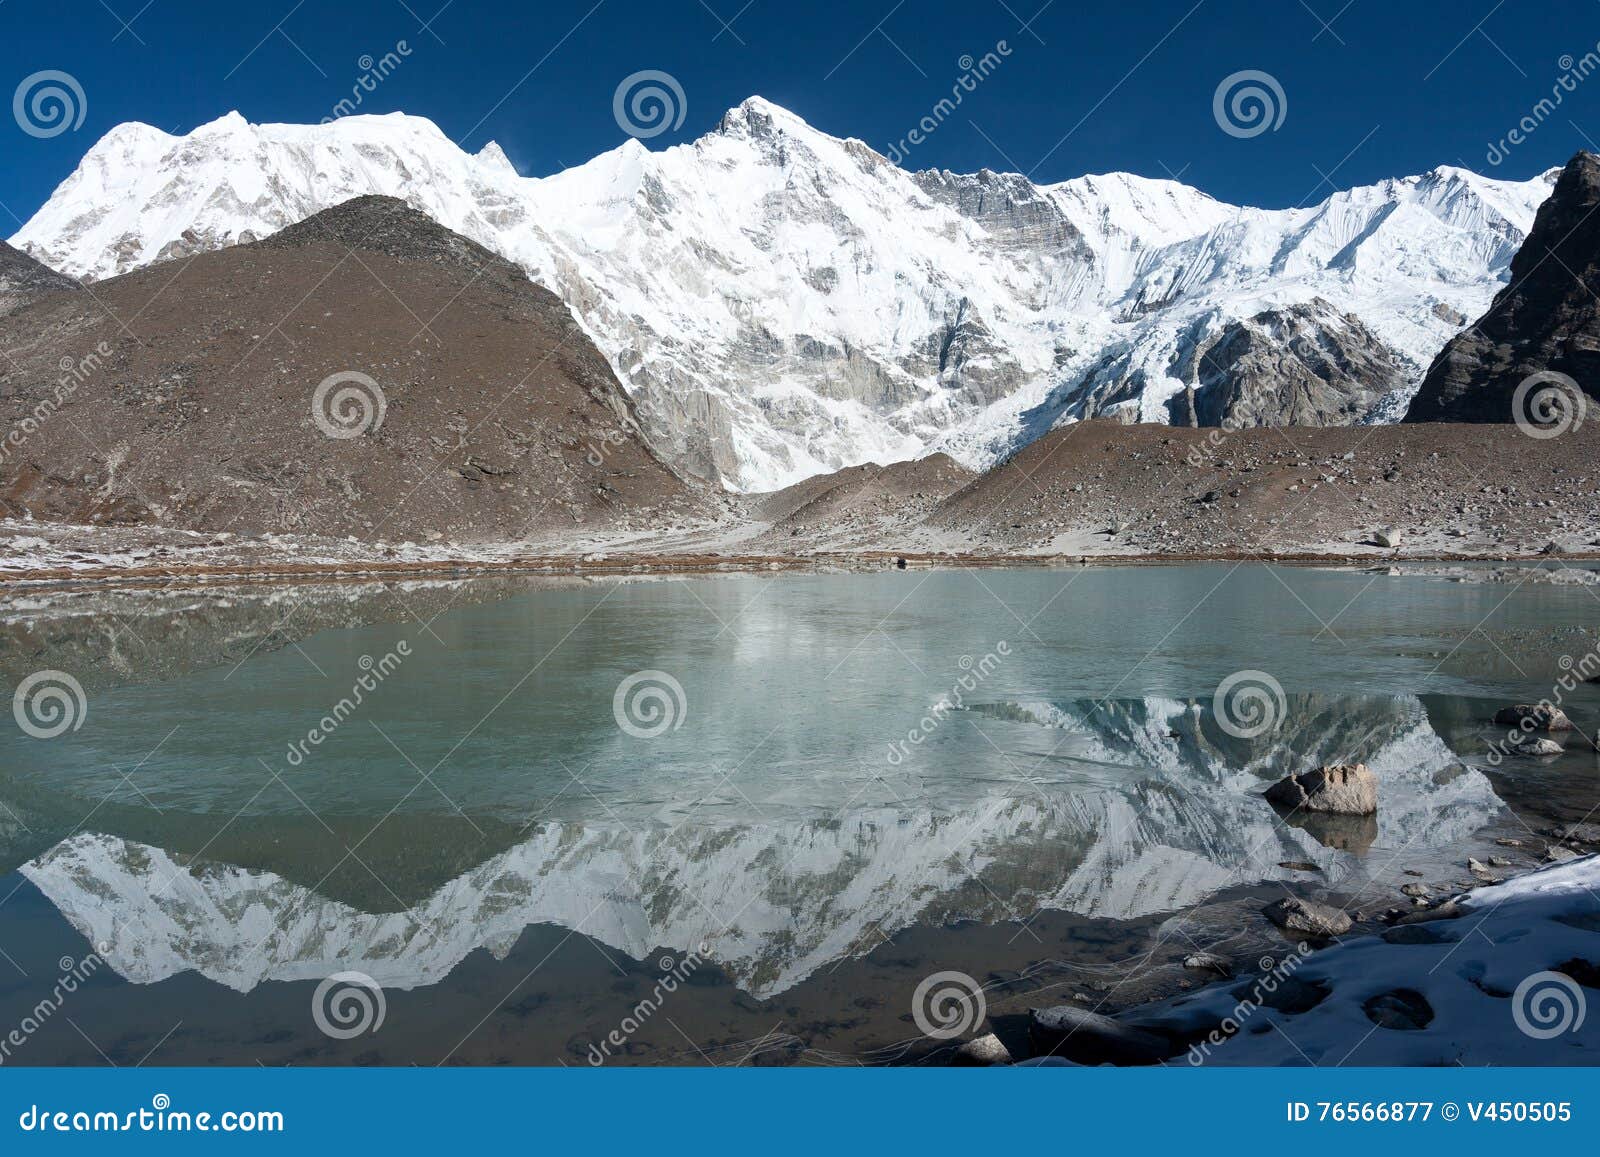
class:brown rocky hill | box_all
[0,196,710,542]
[0,241,78,318]
[927,420,1600,556]
[1406,151,1600,423]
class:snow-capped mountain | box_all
[19,695,1494,999]
[9,100,1557,491]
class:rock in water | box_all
[1493,704,1574,731]
[1509,735,1563,757]
[952,1033,1013,1066]
[1028,1005,1171,1065]
[1264,763,1378,815]
[1263,896,1352,938]
[1182,952,1233,977]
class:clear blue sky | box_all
[4,0,1599,228]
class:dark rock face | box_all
[0,242,79,317]
[1028,1005,1172,1065]
[1168,298,1407,427]
[1406,151,1600,423]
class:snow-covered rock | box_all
[9,101,1557,490]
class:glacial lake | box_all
[1,563,1598,1065]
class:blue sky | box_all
[4,0,1599,228]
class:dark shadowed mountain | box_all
[1406,152,1600,423]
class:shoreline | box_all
[4,546,1599,591]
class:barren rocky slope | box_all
[0,240,78,318]
[0,196,711,542]
[922,420,1600,557]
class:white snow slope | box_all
[9,100,1557,491]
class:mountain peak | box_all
[717,95,809,138]
[475,140,516,175]
[253,194,526,287]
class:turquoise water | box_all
[0,564,1596,1064]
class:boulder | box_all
[1182,951,1232,977]
[1263,895,1352,938]
[1494,704,1574,731]
[1509,735,1563,757]
[1264,763,1378,815]
[1373,526,1401,548]
[952,1033,1013,1066]
[1028,1005,1171,1065]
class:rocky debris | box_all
[1494,703,1574,730]
[1547,844,1580,863]
[1400,882,1429,898]
[952,1033,1013,1066]
[1362,988,1434,1031]
[921,419,1600,560]
[1028,1005,1172,1065]
[1182,952,1233,977]
[1407,151,1600,424]
[0,241,79,317]
[1264,763,1378,815]
[1264,896,1352,939]
[1278,860,1321,872]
